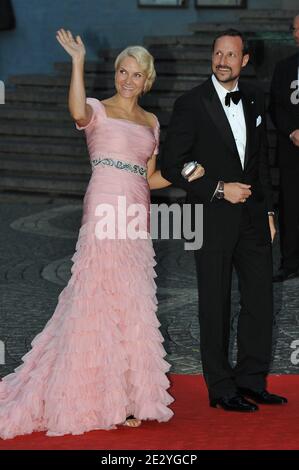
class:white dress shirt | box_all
[211,74,247,169]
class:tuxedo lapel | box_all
[202,79,242,169]
[239,85,256,170]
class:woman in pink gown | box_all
[0,30,204,439]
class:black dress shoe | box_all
[238,387,288,405]
[210,395,258,412]
[273,268,299,283]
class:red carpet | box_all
[0,374,298,450]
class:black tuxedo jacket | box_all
[160,77,273,250]
[269,52,299,169]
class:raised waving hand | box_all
[56,28,86,62]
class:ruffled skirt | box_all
[0,217,174,439]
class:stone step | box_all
[6,72,266,107]
[8,76,261,101]
[239,9,297,21]
[0,120,81,139]
[0,118,277,148]
[0,134,83,145]
[0,106,171,128]
[144,36,214,47]
[100,47,213,61]
[10,74,272,94]
[0,99,66,111]
[6,75,218,93]
[0,95,276,136]
[2,89,131,110]
[0,137,87,157]
[0,154,90,175]
[0,104,276,131]
[189,22,292,34]
[0,174,88,195]
[0,106,72,122]
[17,71,210,88]
[4,89,181,110]
[4,88,68,105]
[240,18,294,24]
[54,60,255,77]
[3,86,177,104]
[10,67,228,87]
[0,120,167,141]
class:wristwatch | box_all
[215,181,225,199]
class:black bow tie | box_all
[225,90,242,107]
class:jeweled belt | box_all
[91,157,147,179]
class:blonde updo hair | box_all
[114,46,156,94]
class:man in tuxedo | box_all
[270,14,299,282]
[161,30,287,411]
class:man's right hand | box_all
[224,183,252,204]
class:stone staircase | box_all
[0,9,297,198]
[190,8,297,36]
[239,8,297,23]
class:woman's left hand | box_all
[187,164,205,182]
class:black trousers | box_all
[194,207,274,400]
[279,167,299,272]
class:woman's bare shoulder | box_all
[143,110,158,129]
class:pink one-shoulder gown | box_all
[0,98,174,439]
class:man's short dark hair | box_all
[290,14,299,32]
[212,29,249,56]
